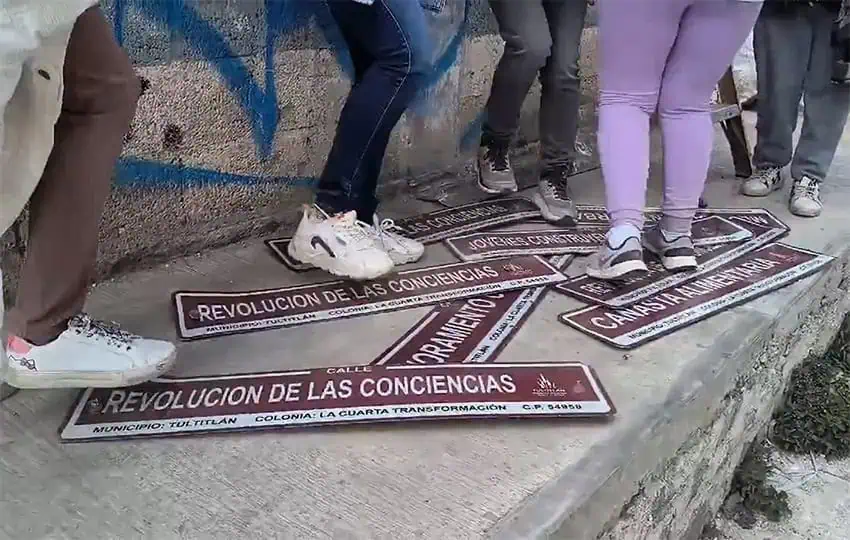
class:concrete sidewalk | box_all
[2,117,850,539]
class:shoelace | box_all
[372,218,408,251]
[484,144,510,171]
[70,315,136,350]
[332,218,379,251]
[753,168,781,187]
[544,167,573,201]
[795,180,821,201]
[377,218,403,237]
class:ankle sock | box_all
[607,224,641,247]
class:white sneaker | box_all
[4,314,176,389]
[288,205,394,280]
[741,167,783,197]
[369,214,425,266]
[789,176,823,218]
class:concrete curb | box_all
[488,237,850,539]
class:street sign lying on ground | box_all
[267,198,541,272]
[173,256,567,340]
[555,218,788,308]
[444,216,752,262]
[556,205,791,232]
[60,363,615,442]
[373,255,573,366]
[559,243,833,349]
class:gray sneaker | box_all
[741,167,783,197]
[477,142,518,194]
[643,227,697,272]
[586,236,648,281]
[531,166,577,226]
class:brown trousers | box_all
[7,7,140,345]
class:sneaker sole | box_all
[790,207,822,218]
[658,256,697,272]
[531,192,577,227]
[586,260,648,281]
[388,250,425,266]
[4,348,177,390]
[476,166,517,195]
[288,243,394,281]
[643,244,698,272]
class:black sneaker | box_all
[532,164,577,226]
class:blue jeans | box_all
[316,0,434,223]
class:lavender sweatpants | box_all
[598,0,762,234]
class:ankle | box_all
[659,216,692,237]
[9,326,65,348]
[608,224,641,246]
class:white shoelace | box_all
[372,218,408,251]
[377,218,403,237]
[794,179,821,201]
[333,219,378,251]
[753,167,781,187]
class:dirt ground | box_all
[713,446,850,539]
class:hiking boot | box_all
[477,141,517,194]
[789,176,823,218]
[531,165,577,226]
[288,205,394,280]
[741,167,783,197]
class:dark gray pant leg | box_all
[539,0,588,172]
[752,8,809,170]
[483,0,552,146]
[791,6,850,182]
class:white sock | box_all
[607,224,641,247]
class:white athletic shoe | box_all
[789,176,823,218]
[741,167,783,197]
[288,205,394,280]
[4,314,176,389]
[369,215,425,266]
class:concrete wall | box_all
[1,0,600,289]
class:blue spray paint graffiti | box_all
[113,0,473,189]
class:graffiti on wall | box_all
[111,0,474,189]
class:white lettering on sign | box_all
[588,257,780,330]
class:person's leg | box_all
[5,7,175,389]
[314,10,373,210]
[315,0,430,220]
[657,0,762,235]
[538,0,587,172]
[744,4,809,196]
[588,0,686,280]
[788,4,850,217]
[477,0,551,194]
[9,8,140,345]
[531,0,588,225]
[291,0,430,279]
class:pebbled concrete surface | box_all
[2,114,850,539]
